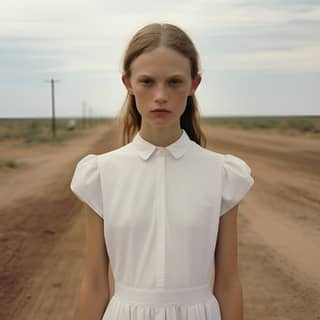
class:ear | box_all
[189,74,201,96]
[121,74,133,95]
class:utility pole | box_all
[89,105,93,127]
[45,78,60,137]
[82,100,87,128]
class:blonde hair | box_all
[114,22,207,147]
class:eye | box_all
[140,78,153,86]
[169,79,182,86]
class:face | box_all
[122,46,201,130]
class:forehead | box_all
[130,46,191,78]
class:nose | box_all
[154,84,168,104]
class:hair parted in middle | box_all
[114,22,207,148]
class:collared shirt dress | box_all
[70,128,254,320]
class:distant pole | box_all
[89,106,93,127]
[45,78,60,137]
[91,108,94,125]
[51,79,56,137]
[82,100,87,128]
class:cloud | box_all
[235,0,320,10]
[1,0,319,76]
[0,0,319,117]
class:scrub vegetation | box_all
[0,117,113,144]
[203,115,320,135]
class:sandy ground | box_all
[0,122,319,319]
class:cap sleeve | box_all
[220,154,254,216]
[70,154,104,219]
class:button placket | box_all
[155,147,167,287]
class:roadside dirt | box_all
[205,125,320,319]
[0,122,319,319]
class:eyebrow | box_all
[136,73,186,78]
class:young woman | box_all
[71,22,254,320]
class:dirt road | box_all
[0,122,319,319]
[205,125,320,319]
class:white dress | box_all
[70,129,254,320]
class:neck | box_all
[139,127,183,147]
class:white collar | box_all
[132,129,191,161]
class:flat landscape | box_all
[0,119,319,319]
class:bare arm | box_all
[78,205,111,320]
[213,204,244,320]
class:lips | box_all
[151,108,171,112]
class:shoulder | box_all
[194,143,251,170]
[97,143,137,169]
[191,142,224,164]
[72,143,138,188]
[75,143,135,167]
[191,144,253,184]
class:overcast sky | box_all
[0,0,319,118]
